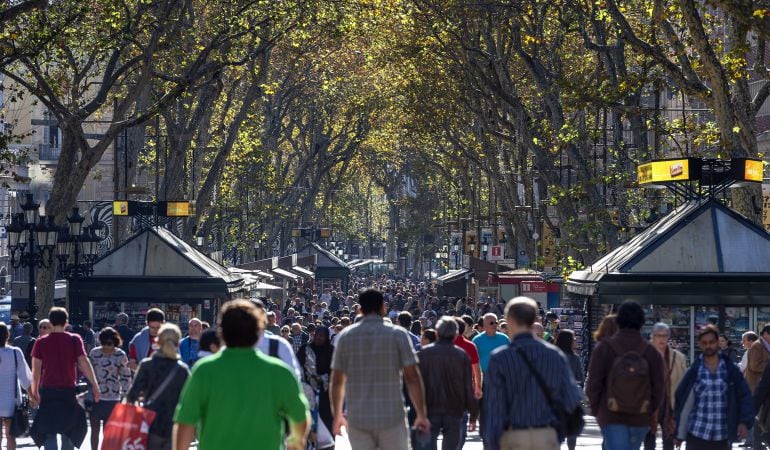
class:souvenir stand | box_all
[567,158,770,363]
[69,226,245,331]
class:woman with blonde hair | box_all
[126,323,190,450]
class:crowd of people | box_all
[0,275,770,450]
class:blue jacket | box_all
[674,353,754,443]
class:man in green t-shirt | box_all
[173,300,310,450]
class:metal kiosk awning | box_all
[272,267,302,282]
[292,266,315,278]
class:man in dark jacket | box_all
[417,316,477,450]
[587,301,665,450]
[674,325,753,449]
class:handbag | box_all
[515,346,585,440]
[101,364,180,450]
[10,349,29,437]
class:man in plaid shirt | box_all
[674,325,753,449]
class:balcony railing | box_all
[38,144,61,160]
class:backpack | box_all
[269,338,280,358]
[605,340,652,415]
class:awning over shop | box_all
[435,269,473,298]
[272,267,302,282]
[436,269,473,284]
[567,198,770,304]
[349,259,384,269]
[292,266,315,278]
[298,243,351,280]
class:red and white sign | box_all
[489,245,503,261]
[521,281,547,293]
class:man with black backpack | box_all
[587,301,665,450]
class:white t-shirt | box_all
[255,333,302,380]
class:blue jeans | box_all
[44,434,74,450]
[601,424,649,450]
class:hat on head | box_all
[10,314,19,321]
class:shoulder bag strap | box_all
[12,348,19,402]
[515,346,559,413]
[146,364,180,407]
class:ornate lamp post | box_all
[7,194,59,323]
[482,237,489,261]
[56,207,102,278]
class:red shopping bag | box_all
[100,403,157,450]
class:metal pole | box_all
[27,227,37,324]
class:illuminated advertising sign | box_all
[164,201,191,217]
[112,201,135,216]
[638,158,699,185]
[732,158,764,183]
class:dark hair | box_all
[0,322,8,347]
[146,308,165,324]
[410,321,421,336]
[359,289,384,315]
[698,325,720,342]
[555,329,576,355]
[505,297,538,327]
[719,333,730,345]
[615,301,645,330]
[454,317,466,334]
[594,314,618,342]
[761,325,770,336]
[422,329,437,344]
[199,329,220,351]
[49,307,68,326]
[397,311,412,329]
[98,327,123,348]
[219,300,261,347]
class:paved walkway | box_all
[4,416,750,449]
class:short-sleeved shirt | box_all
[472,332,510,373]
[454,335,480,365]
[175,348,308,450]
[331,315,418,430]
[31,332,85,388]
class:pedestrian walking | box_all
[290,323,310,354]
[330,288,430,450]
[29,307,100,450]
[643,323,687,450]
[453,317,482,445]
[674,325,753,449]
[472,313,510,374]
[80,321,96,354]
[587,302,665,450]
[37,319,51,337]
[719,334,739,363]
[179,318,203,367]
[555,329,584,450]
[0,321,32,450]
[128,308,165,370]
[298,325,335,443]
[266,311,281,335]
[481,297,583,450]
[254,301,302,379]
[87,327,131,450]
[12,322,35,367]
[739,331,759,373]
[113,313,134,353]
[9,316,22,341]
[196,328,220,360]
[416,316,477,450]
[593,314,618,343]
[174,300,310,450]
[126,324,189,450]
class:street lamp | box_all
[468,236,476,257]
[482,238,489,261]
[452,238,460,269]
[57,208,102,278]
[7,194,58,324]
[499,232,507,259]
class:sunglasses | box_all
[487,321,497,326]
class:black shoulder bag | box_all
[515,347,585,440]
[10,349,30,437]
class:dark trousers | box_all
[685,434,730,450]
[643,414,674,450]
[414,413,462,450]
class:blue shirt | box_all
[689,356,728,441]
[482,333,583,450]
[473,332,510,372]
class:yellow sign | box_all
[113,201,130,216]
[742,159,763,182]
[638,159,694,184]
[166,201,190,217]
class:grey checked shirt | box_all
[331,315,418,430]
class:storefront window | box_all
[694,306,749,362]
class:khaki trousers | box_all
[500,427,560,450]
[347,419,410,450]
